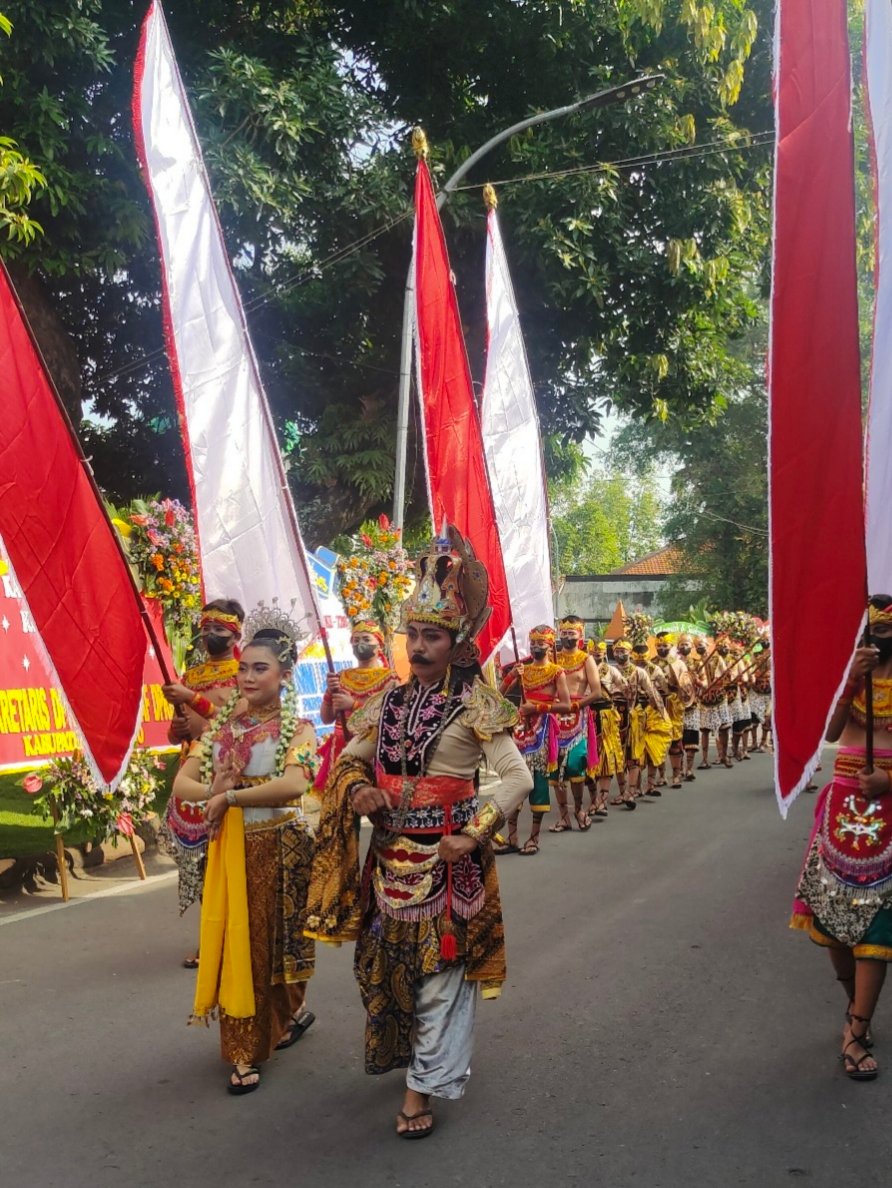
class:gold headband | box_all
[869,603,892,627]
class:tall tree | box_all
[0,0,773,542]
[550,459,665,576]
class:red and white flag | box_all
[412,159,510,664]
[481,205,553,658]
[133,1,321,638]
[0,264,147,788]
[866,0,892,594]
[769,0,866,815]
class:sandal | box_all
[548,815,572,833]
[574,809,591,831]
[518,838,540,856]
[622,797,637,810]
[671,779,682,789]
[492,832,519,854]
[228,1065,261,1095]
[684,772,696,782]
[275,1009,316,1050]
[182,955,199,970]
[645,788,662,797]
[842,1014,878,1081]
[396,1109,435,1140]
[697,762,711,770]
[609,796,625,806]
[846,1003,874,1049]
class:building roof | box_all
[611,545,684,577]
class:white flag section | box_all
[482,209,553,657]
[134,2,321,637]
[866,0,892,595]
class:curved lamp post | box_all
[391,74,664,528]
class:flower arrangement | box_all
[623,611,654,648]
[336,515,413,642]
[111,496,202,666]
[709,610,760,648]
[28,749,166,842]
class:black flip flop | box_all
[275,1010,316,1050]
[397,1110,435,1140]
[228,1066,260,1095]
[182,956,199,969]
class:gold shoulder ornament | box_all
[460,677,519,740]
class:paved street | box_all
[3,751,888,1188]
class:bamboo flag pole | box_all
[49,799,70,902]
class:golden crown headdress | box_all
[869,601,892,628]
[529,624,556,646]
[243,598,309,664]
[398,522,491,661]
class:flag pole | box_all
[865,596,875,774]
[0,260,175,685]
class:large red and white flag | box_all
[769,0,866,815]
[413,159,510,663]
[481,204,553,658]
[133,1,321,637]
[0,265,147,787]
[866,0,892,594]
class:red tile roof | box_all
[611,545,684,576]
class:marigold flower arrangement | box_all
[28,749,167,842]
[111,496,202,665]
[336,515,413,645]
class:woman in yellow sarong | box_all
[173,617,317,1095]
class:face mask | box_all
[678,646,691,656]
[205,634,231,657]
[657,648,669,657]
[875,636,892,664]
[353,642,377,661]
[531,647,547,661]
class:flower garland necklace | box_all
[200,683,300,788]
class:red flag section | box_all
[0,265,148,787]
[413,159,510,663]
[769,1,866,815]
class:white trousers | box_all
[406,964,478,1099]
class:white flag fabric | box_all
[134,2,321,637]
[481,208,553,658]
[866,0,892,595]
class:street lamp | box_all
[391,74,664,529]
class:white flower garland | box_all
[199,682,300,789]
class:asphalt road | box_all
[3,751,890,1188]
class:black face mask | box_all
[678,647,691,656]
[353,643,377,662]
[874,636,892,664]
[531,647,547,661]
[204,634,231,657]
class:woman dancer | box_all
[173,609,317,1095]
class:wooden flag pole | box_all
[128,831,147,881]
[49,798,70,902]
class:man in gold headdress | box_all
[652,630,695,789]
[588,640,628,817]
[160,599,244,959]
[315,619,398,790]
[676,633,705,780]
[612,637,669,805]
[497,625,570,854]
[305,524,532,1139]
[549,615,604,831]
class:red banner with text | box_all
[0,544,176,774]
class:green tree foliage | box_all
[0,11,45,244]
[616,316,768,615]
[550,458,665,576]
[0,0,772,542]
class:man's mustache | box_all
[410,654,434,665]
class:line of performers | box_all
[154,546,772,1135]
[493,620,773,855]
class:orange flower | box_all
[151,553,164,571]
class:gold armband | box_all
[463,800,505,846]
